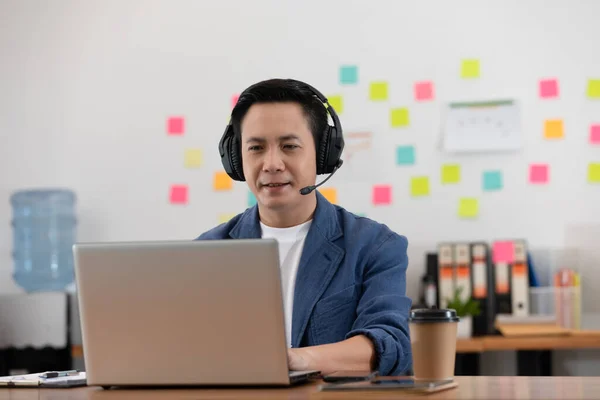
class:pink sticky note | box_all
[590,124,600,144]
[529,164,549,184]
[414,81,434,101]
[373,185,392,205]
[231,94,240,109]
[493,241,515,263]
[170,185,188,204]
[167,116,184,135]
[539,79,559,98]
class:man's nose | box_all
[263,148,285,172]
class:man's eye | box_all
[283,144,299,150]
[248,145,262,151]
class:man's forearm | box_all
[290,335,375,375]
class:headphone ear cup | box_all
[229,134,245,181]
[317,127,331,175]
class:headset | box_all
[218,79,344,195]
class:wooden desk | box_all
[1,376,600,399]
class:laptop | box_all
[73,238,320,388]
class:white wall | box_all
[1,0,600,374]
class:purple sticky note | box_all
[167,116,184,135]
[590,124,600,144]
[373,185,392,205]
[539,79,559,99]
[231,94,240,109]
[414,81,434,101]
[529,164,549,184]
[493,241,515,263]
[170,185,188,204]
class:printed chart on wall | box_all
[442,99,522,153]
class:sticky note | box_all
[588,79,600,98]
[214,171,233,191]
[231,94,240,109]
[247,191,257,207]
[169,185,188,205]
[483,170,503,191]
[458,198,478,218]
[414,81,434,101]
[391,108,409,127]
[529,164,549,184]
[328,95,343,114]
[184,148,202,168]
[339,65,358,84]
[590,124,600,144]
[218,213,236,224]
[167,116,184,135]
[461,59,480,78]
[396,146,415,165]
[411,177,430,197]
[493,241,515,263]
[441,164,461,184]
[373,185,391,205]
[544,119,564,139]
[589,163,600,183]
[370,82,388,101]
[539,79,559,98]
[319,188,337,204]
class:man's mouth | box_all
[263,182,290,187]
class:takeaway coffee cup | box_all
[408,308,459,381]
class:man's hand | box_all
[287,348,311,371]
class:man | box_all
[196,78,412,376]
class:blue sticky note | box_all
[340,65,358,84]
[248,191,257,207]
[396,146,415,165]
[483,170,503,191]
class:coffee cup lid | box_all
[408,308,460,323]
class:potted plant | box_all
[445,287,481,338]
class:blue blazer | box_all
[196,191,413,375]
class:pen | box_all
[39,370,79,379]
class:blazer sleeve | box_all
[345,231,413,376]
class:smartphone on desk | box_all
[371,377,454,388]
[322,370,379,383]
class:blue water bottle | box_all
[10,188,77,292]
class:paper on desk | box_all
[0,372,86,387]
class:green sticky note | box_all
[396,146,415,165]
[483,170,503,191]
[589,163,600,183]
[411,176,430,197]
[328,95,343,114]
[442,164,461,184]
[588,79,600,99]
[458,198,479,218]
[340,65,358,84]
[461,59,480,78]
[247,191,257,207]
[370,82,388,100]
[391,108,409,127]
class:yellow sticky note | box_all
[589,163,600,183]
[319,187,337,204]
[218,213,236,224]
[390,108,410,127]
[442,164,461,184]
[370,82,388,100]
[328,95,343,114]
[587,79,600,99]
[458,198,479,218]
[461,59,480,78]
[184,148,203,168]
[214,171,233,191]
[411,177,430,197]
[544,119,564,139]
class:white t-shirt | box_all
[260,219,312,348]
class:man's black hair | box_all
[230,78,328,149]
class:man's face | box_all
[240,102,317,212]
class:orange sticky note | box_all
[169,184,188,204]
[544,119,564,139]
[214,172,233,191]
[319,188,337,204]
